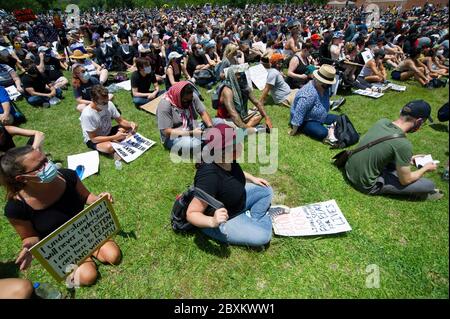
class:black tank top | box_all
[286,55,308,89]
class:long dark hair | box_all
[0,146,33,200]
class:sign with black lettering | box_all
[271,200,352,236]
[111,133,156,163]
[30,195,120,281]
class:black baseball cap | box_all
[401,100,433,123]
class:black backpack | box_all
[333,114,360,149]
[171,186,224,232]
[211,82,227,110]
[438,102,449,122]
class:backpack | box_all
[211,82,227,110]
[193,69,216,87]
[171,186,224,232]
[438,102,449,122]
[333,114,360,149]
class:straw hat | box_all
[70,49,91,60]
[313,64,336,85]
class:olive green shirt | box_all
[345,119,412,192]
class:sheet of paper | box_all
[354,89,384,99]
[67,151,99,180]
[388,83,406,92]
[5,85,21,101]
[248,64,268,91]
[111,133,156,163]
[115,80,131,91]
[271,200,352,237]
[415,155,439,168]
[361,49,374,64]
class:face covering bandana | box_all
[36,161,58,183]
[197,49,205,55]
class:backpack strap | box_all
[348,133,406,157]
[192,186,224,210]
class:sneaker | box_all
[267,205,290,218]
[426,189,444,201]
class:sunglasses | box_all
[21,157,48,176]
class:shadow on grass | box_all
[193,232,231,258]
[429,123,449,133]
[337,167,432,203]
[117,230,137,240]
[0,261,19,279]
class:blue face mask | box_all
[82,72,90,81]
[36,161,58,183]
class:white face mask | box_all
[437,49,444,55]
[97,102,108,111]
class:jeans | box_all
[300,114,338,141]
[26,89,63,107]
[368,165,436,197]
[133,90,166,107]
[201,183,273,247]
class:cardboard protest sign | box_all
[14,9,37,22]
[271,200,352,237]
[140,95,163,115]
[30,196,120,281]
[111,133,156,163]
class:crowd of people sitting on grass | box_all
[0,2,449,298]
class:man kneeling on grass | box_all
[80,85,138,159]
[345,100,443,200]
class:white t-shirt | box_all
[80,102,121,143]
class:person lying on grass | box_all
[0,146,121,287]
[80,84,137,159]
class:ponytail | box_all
[0,146,33,200]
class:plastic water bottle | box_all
[115,159,122,170]
[33,282,62,299]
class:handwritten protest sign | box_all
[111,133,156,163]
[30,196,120,281]
[271,200,352,236]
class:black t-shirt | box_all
[130,71,157,94]
[4,169,86,238]
[0,126,15,152]
[194,162,246,217]
[117,46,137,65]
[21,73,50,96]
[43,56,63,81]
[73,77,100,100]
[187,53,208,77]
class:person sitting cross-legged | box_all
[131,58,164,109]
[80,85,137,157]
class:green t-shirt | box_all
[345,119,412,192]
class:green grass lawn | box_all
[0,71,448,299]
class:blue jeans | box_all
[26,89,63,107]
[300,114,338,141]
[133,90,166,107]
[201,183,273,247]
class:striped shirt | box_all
[0,64,14,87]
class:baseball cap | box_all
[168,51,183,60]
[401,100,433,122]
[332,31,344,39]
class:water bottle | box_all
[115,159,122,170]
[33,282,62,299]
